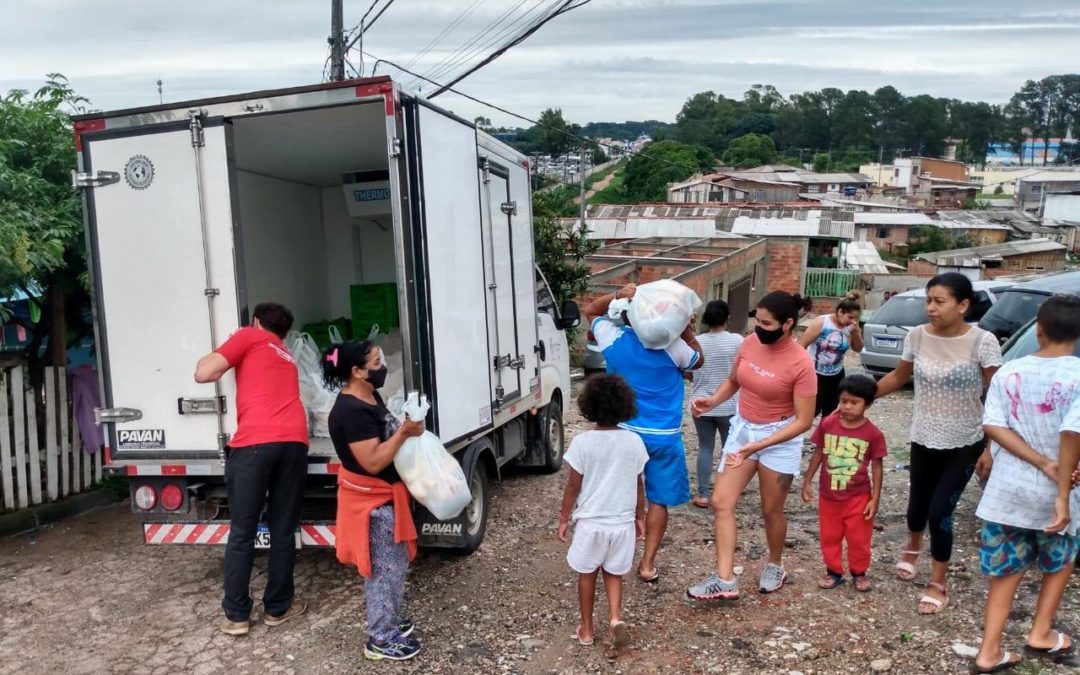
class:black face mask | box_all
[367,366,389,389]
[755,325,785,345]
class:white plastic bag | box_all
[627,279,702,349]
[393,394,471,520]
[286,331,337,438]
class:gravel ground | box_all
[2,362,1079,674]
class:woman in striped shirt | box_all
[689,300,744,508]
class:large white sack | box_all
[627,279,702,349]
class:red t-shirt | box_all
[734,334,817,423]
[216,327,308,448]
[810,412,887,501]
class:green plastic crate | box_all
[351,283,399,338]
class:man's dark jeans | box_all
[222,442,308,622]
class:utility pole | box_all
[156,79,163,104]
[877,145,884,187]
[579,141,588,232]
[329,0,346,81]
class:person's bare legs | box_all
[974,573,1025,670]
[918,560,949,613]
[1027,562,1076,650]
[577,571,599,643]
[710,459,758,579]
[758,465,794,567]
[899,530,924,578]
[602,570,624,635]
[638,503,667,580]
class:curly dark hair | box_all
[577,374,637,427]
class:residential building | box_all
[930,211,1012,246]
[859,163,897,187]
[666,173,801,204]
[890,157,979,207]
[733,166,873,194]
[1017,173,1080,212]
[907,238,1067,280]
[853,212,933,252]
[578,237,769,336]
[1043,192,1080,222]
[968,167,1049,195]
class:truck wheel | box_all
[459,460,490,554]
[540,399,565,473]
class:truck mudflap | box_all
[143,521,336,547]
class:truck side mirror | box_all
[557,301,581,330]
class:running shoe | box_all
[364,634,421,661]
[398,618,415,638]
[759,563,787,593]
[686,572,740,600]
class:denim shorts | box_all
[980,521,1080,577]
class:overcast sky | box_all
[2,0,1078,127]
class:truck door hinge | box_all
[479,156,491,183]
[94,407,143,425]
[500,201,518,216]
[188,108,207,147]
[72,170,120,189]
[389,137,402,158]
[178,396,228,415]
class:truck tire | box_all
[540,398,565,473]
[458,458,490,554]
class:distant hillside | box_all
[581,120,673,141]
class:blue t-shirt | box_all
[592,317,698,437]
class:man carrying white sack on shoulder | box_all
[584,281,705,584]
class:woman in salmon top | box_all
[686,291,818,600]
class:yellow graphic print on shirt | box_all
[823,433,870,491]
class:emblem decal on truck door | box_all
[123,155,155,190]
[118,428,166,449]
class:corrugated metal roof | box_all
[730,214,855,240]
[845,241,890,274]
[1018,172,1080,183]
[559,218,745,240]
[777,172,873,184]
[932,211,1013,230]
[854,212,933,226]
[915,237,1066,266]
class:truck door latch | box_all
[94,407,143,425]
[72,170,120,189]
[500,201,517,216]
[178,396,228,415]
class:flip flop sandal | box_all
[817,573,846,590]
[853,575,873,592]
[917,581,949,615]
[610,621,630,649]
[638,568,660,583]
[970,650,1021,673]
[1023,630,1075,658]
[571,626,594,647]
[691,497,710,509]
[896,549,920,581]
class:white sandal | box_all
[917,581,949,615]
[895,549,920,581]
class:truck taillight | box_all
[134,485,157,511]
[160,484,184,511]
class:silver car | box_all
[860,280,1011,377]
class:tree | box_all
[1,75,91,376]
[722,133,777,168]
[536,108,573,157]
[621,140,714,202]
[812,152,831,173]
[907,225,974,255]
[473,116,494,132]
[673,91,743,154]
[531,189,597,309]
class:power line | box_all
[429,0,592,98]
[402,0,489,72]
[420,0,555,89]
[361,50,700,175]
[343,0,398,54]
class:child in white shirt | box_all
[557,374,648,650]
[972,295,1080,673]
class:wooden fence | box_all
[0,366,104,513]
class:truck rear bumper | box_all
[143,521,337,547]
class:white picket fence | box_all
[0,366,104,513]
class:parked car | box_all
[1001,314,1080,364]
[860,280,1013,377]
[979,271,1080,344]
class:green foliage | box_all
[532,189,598,308]
[589,171,631,205]
[580,120,674,141]
[621,140,714,202]
[0,75,86,296]
[721,133,776,167]
[907,226,974,255]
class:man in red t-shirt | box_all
[195,302,309,635]
[801,375,887,592]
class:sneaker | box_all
[220,618,251,636]
[759,563,787,594]
[686,572,740,600]
[398,618,415,638]
[364,635,422,661]
[264,599,308,627]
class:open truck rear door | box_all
[77,113,240,460]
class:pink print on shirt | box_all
[1004,372,1079,421]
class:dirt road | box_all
[3,380,1079,674]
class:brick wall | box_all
[766,239,807,294]
[857,225,911,252]
[906,259,937,276]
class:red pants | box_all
[819,493,874,575]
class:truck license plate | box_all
[254,524,301,549]
[873,336,899,349]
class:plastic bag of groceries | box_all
[627,279,703,349]
[286,331,337,437]
[393,393,472,520]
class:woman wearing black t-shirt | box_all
[322,340,424,662]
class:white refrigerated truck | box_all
[72,76,579,553]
